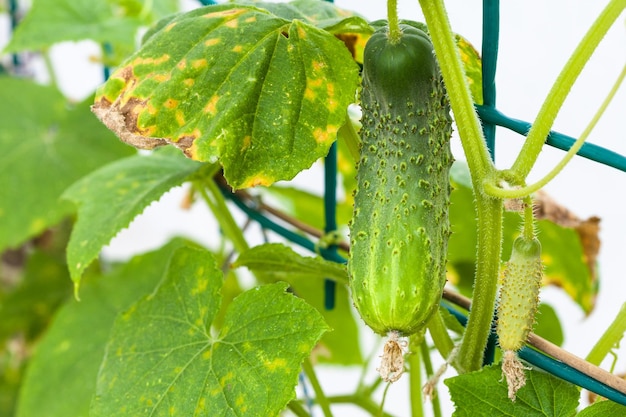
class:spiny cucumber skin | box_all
[348,25,453,336]
[497,237,543,352]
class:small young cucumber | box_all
[349,24,453,337]
[497,235,543,400]
[497,236,543,352]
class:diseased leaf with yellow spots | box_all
[90,246,329,417]
[92,4,360,189]
[455,34,483,105]
[62,150,203,289]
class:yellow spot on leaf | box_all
[165,22,177,32]
[297,26,307,39]
[204,94,220,115]
[152,73,171,82]
[164,98,179,109]
[312,60,326,72]
[205,38,221,47]
[220,371,235,387]
[240,135,251,151]
[225,19,239,29]
[183,78,194,87]
[241,173,274,188]
[245,16,257,23]
[192,58,208,69]
[326,82,338,112]
[264,357,288,372]
[202,8,246,20]
[235,394,248,412]
[232,45,243,53]
[202,349,212,360]
[312,126,337,144]
[193,278,208,295]
[197,398,206,411]
[177,59,187,70]
[175,110,186,126]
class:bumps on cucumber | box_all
[348,24,453,340]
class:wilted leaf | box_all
[92,4,359,189]
[91,246,328,416]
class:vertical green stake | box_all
[323,142,338,310]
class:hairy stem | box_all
[387,0,402,43]
[586,302,626,367]
[457,197,503,372]
[510,0,626,179]
[419,0,502,373]
[486,61,626,199]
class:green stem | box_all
[485,61,626,199]
[387,0,402,43]
[327,395,395,417]
[427,310,455,360]
[457,196,503,372]
[408,333,425,417]
[522,196,534,240]
[418,0,503,373]
[420,342,442,417]
[510,0,626,179]
[302,358,333,417]
[288,400,311,417]
[417,0,494,185]
[196,177,249,254]
[586,302,626,366]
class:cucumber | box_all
[497,235,543,400]
[348,24,453,338]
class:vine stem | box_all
[418,0,502,373]
[485,61,626,199]
[586,302,626,367]
[408,333,425,417]
[302,358,333,417]
[387,0,402,43]
[195,176,249,254]
[510,0,626,179]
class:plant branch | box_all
[510,0,626,179]
[418,0,494,184]
[327,394,396,417]
[408,333,425,417]
[456,197,503,372]
[196,177,249,254]
[586,302,626,367]
[486,61,626,199]
[302,358,333,417]
[387,0,402,43]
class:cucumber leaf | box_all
[62,150,203,288]
[92,4,360,189]
[577,400,626,416]
[445,365,579,417]
[4,0,178,54]
[15,239,188,417]
[91,246,329,416]
[0,78,134,252]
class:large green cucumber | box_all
[349,24,453,336]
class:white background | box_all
[2,1,625,416]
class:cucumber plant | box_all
[2,0,626,416]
